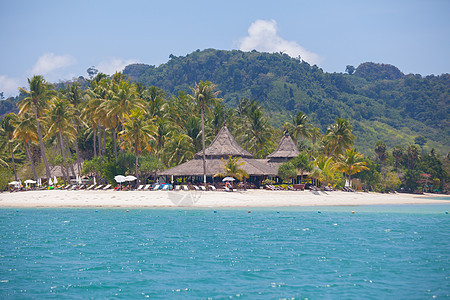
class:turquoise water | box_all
[1,205,449,299]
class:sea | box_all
[1,204,449,299]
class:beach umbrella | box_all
[9,181,20,185]
[222,177,236,182]
[53,176,58,185]
[125,175,137,182]
[37,178,41,187]
[114,175,127,183]
[24,179,36,184]
[49,178,53,185]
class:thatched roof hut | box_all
[194,126,252,159]
[267,132,300,162]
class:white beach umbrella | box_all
[94,177,97,185]
[53,176,58,185]
[24,179,36,184]
[125,175,137,182]
[49,178,53,185]
[38,178,41,187]
[222,177,236,182]
[8,181,20,186]
[114,175,127,183]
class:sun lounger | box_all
[143,184,151,190]
[70,185,77,190]
[136,185,144,190]
[162,184,169,190]
[86,184,95,190]
[193,185,200,190]
[182,185,189,191]
[209,186,216,191]
[174,185,181,191]
[103,184,111,190]
[152,184,160,191]
[94,185,104,190]
[200,185,207,191]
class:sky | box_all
[1,0,449,97]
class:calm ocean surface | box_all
[1,205,449,299]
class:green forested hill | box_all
[123,49,449,155]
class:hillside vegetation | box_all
[123,49,449,155]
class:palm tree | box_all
[46,97,77,182]
[192,81,219,184]
[291,152,312,183]
[214,155,249,181]
[119,109,156,183]
[314,155,338,187]
[13,112,38,180]
[406,144,420,169]
[286,111,311,145]
[18,75,57,180]
[1,113,19,180]
[324,118,355,157]
[334,149,369,186]
[64,82,84,174]
[243,100,272,157]
[392,146,403,172]
[162,132,194,167]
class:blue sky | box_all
[1,0,449,97]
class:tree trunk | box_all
[73,124,81,175]
[135,150,139,184]
[10,143,17,181]
[97,124,102,156]
[93,126,97,157]
[25,142,37,181]
[114,127,117,162]
[59,131,70,183]
[64,136,76,178]
[34,107,51,179]
[201,107,206,185]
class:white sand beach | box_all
[0,189,448,208]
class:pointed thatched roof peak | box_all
[194,126,253,159]
[267,132,300,160]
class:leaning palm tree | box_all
[119,109,156,183]
[324,118,355,157]
[1,113,19,180]
[13,112,38,180]
[334,149,369,186]
[191,81,219,184]
[18,75,57,180]
[213,155,249,181]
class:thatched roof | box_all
[267,132,300,160]
[194,126,253,159]
[159,157,276,176]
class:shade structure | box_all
[24,180,37,184]
[114,175,126,183]
[8,181,20,185]
[222,177,236,182]
[125,175,137,182]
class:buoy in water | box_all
[126,210,129,212]
[277,211,280,213]
[446,211,448,214]
[248,211,251,213]
[213,210,217,213]
[318,211,321,213]
[352,211,355,214]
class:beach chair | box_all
[174,185,181,191]
[86,184,95,190]
[152,184,161,191]
[70,185,77,190]
[162,184,169,190]
[200,185,207,191]
[103,184,111,190]
[136,184,144,190]
[143,184,151,190]
[94,185,103,190]
[193,185,200,191]
[182,185,189,191]
[209,185,217,191]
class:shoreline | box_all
[0,190,448,208]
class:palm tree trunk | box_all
[114,127,118,161]
[135,149,139,184]
[97,124,102,156]
[34,107,51,179]
[59,131,70,183]
[93,126,97,157]
[63,136,76,179]
[201,107,206,185]
[10,143,17,181]
[73,124,81,175]
[25,142,37,181]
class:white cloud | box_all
[239,19,321,65]
[30,53,77,75]
[0,75,22,97]
[97,58,140,75]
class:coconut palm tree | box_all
[13,112,38,180]
[243,100,272,157]
[119,109,156,183]
[192,81,219,184]
[46,97,77,182]
[1,113,19,180]
[18,75,57,180]
[324,118,355,157]
[392,146,403,172]
[214,155,249,181]
[286,111,311,145]
[334,149,369,186]
[291,152,312,183]
[162,131,194,167]
[313,155,338,187]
